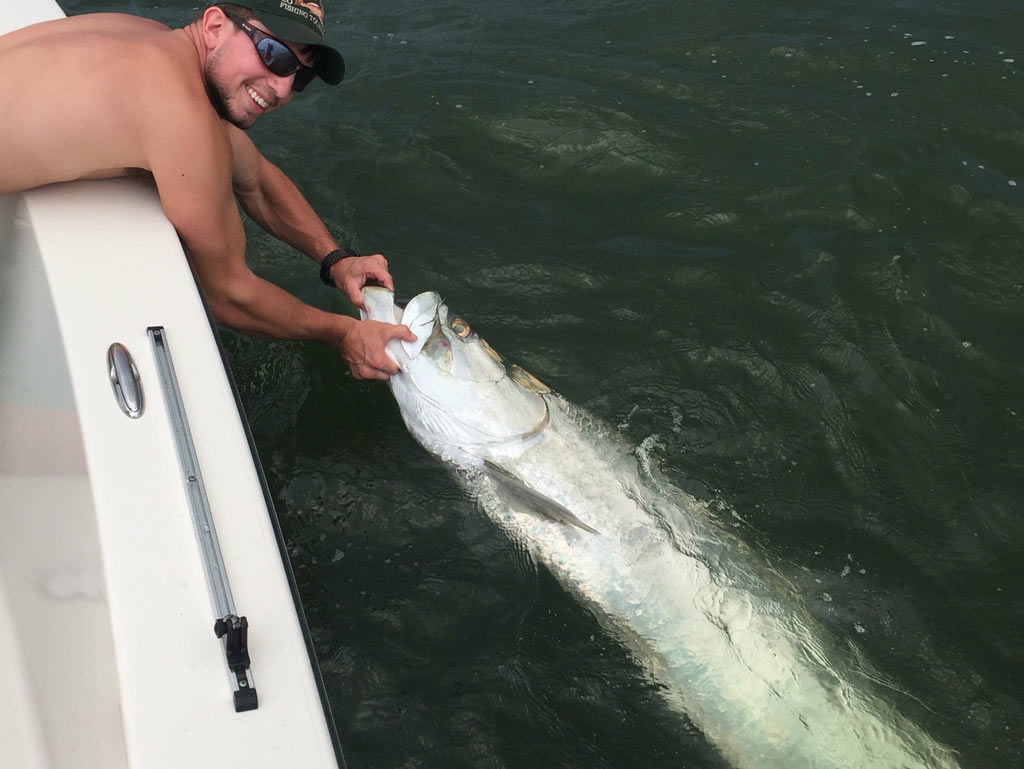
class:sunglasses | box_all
[223,11,317,92]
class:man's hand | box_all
[339,318,417,380]
[330,253,395,307]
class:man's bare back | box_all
[0,14,205,194]
[0,6,414,380]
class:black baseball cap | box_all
[240,0,345,84]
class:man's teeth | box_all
[246,86,269,108]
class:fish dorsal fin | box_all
[481,461,600,535]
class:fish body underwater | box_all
[361,286,959,769]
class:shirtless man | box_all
[0,1,414,380]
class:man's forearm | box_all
[201,267,411,380]
[235,157,338,261]
[204,267,352,345]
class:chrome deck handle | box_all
[107,342,143,418]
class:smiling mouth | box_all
[246,85,270,109]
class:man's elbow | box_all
[200,277,265,337]
[205,293,242,329]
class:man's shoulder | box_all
[2,12,168,43]
[0,11,232,195]
[0,11,159,55]
[58,12,170,35]
[58,16,229,168]
[1,13,184,71]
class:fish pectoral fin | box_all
[482,461,600,535]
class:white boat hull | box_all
[0,6,342,766]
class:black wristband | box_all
[319,248,358,287]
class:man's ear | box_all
[200,6,231,49]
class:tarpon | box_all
[361,286,959,769]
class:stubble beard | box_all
[204,53,256,130]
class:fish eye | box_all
[449,317,472,338]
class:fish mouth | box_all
[360,285,551,445]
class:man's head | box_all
[199,2,345,128]
[230,1,345,86]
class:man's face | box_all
[204,14,314,129]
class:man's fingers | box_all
[340,255,395,306]
[389,323,417,344]
[346,284,364,307]
[340,316,410,381]
[372,271,395,291]
[350,363,391,381]
[374,354,400,376]
[356,267,394,292]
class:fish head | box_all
[361,287,550,464]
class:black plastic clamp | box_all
[215,614,259,712]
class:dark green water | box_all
[72,0,1024,765]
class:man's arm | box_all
[149,113,412,379]
[227,126,391,307]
